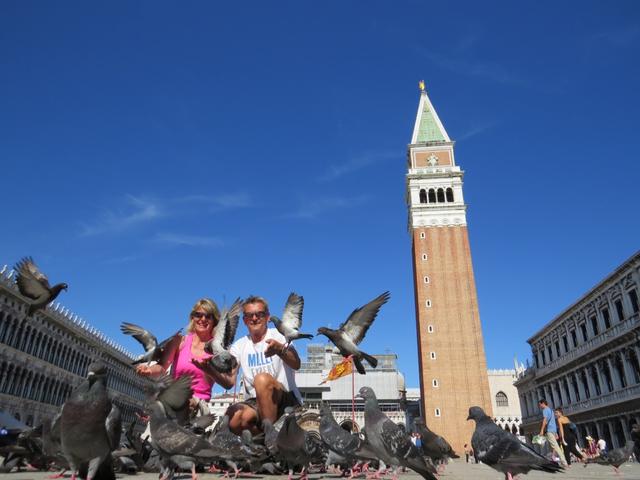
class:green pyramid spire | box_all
[411,90,451,144]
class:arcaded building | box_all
[406,86,493,451]
[0,263,147,427]
[515,252,640,448]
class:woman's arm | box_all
[135,336,184,378]
[191,358,239,390]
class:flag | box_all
[320,357,353,384]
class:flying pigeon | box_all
[270,292,313,349]
[467,406,563,480]
[317,291,390,374]
[318,402,377,474]
[276,411,325,480]
[60,361,115,480]
[357,387,436,480]
[584,440,635,475]
[119,322,181,366]
[14,257,68,316]
[415,421,458,471]
[204,298,242,373]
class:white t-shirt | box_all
[597,439,606,451]
[229,328,302,404]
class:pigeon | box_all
[467,406,563,480]
[270,292,313,348]
[120,322,182,366]
[317,291,390,375]
[415,421,458,471]
[146,374,225,480]
[208,416,266,477]
[357,387,436,480]
[584,440,635,475]
[60,361,115,480]
[318,402,377,466]
[204,298,242,373]
[14,257,68,316]
[276,411,324,480]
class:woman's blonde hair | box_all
[187,298,221,333]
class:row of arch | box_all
[419,187,454,204]
[0,361,72,406]
[0,309,146,401]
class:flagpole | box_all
[351,356,355,426]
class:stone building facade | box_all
[515,252,640,448]
[0,263,148,428]
[406,86,493,452]
[488,367,524,435]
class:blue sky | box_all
[2,1,639,390]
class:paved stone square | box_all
[1,461,640,480]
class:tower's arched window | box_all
[446,188,454,202]
[428,189,436,203]
[496,391,509,407]
[437,188,445,203]
[419,189,427,204]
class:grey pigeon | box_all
[276,412,324,480]
[584,440,635,475]
[357,387,436,480]
[318,402,377,466]
[204,298,242,373]
[60,361,115,480]
[146,374,225,480]
[14,257,68,316]
[415,421,458,470]
[209,416,266,476]
[270,292,313,348]
[317,291,390,375]
[467,406,563,480]
[120,322,182,366]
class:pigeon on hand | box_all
[14,257,68,316]
[584,440,635,475]
[357,387,437,480]
[317,291,390,374]
[467,406,563,480]
[60,361,115,480]
[270,292,313,349]
[120,322,182,366]
[203,298,242,373]
[276,411,324,480]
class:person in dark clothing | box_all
[555,408,584,465]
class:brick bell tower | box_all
[406,83,493,452]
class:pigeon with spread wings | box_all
[120,323,181,367]
[14,257,68,316]
[270,292,313,350]
[316,291,390,374]
[203,298,242,373]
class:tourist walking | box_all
[554,408,583,464]
[538,399,567,466]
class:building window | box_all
[432,379,439,388]
[580,322,588,342]
[496,391,509,407]
[590,316,599,336]
[615,299,625,321]
[425,299,432,308]
[446,187,454,202]
[562,335,568,352]
[570,329,577,347]
[434,408,441,417]
[422,253,428,261]
[427,325,434,333]
[420,232,426,239]
[555,341,560,358]
[437,188,445,203]
[430,352,436,360]
[547,345,553,362]
[628,289,639,314]
[428,189,436,203]
[602,308,611,329]
[419,189,427,204]
[424,276,430,284]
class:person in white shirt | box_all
[597,437,607,454]
[225,295,302,434]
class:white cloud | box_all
[80,195,162,236]
[154,233,224,248]
[319,151,398,182]
[284,195,370,219]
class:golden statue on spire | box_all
[418,80,425,92]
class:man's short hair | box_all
[243,295,270,313]
[538,399,548,406]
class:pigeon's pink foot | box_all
[47,470,67,479]
[208,465,222,473]
[191,464,198,480]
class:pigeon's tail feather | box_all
[532,461,564,473]
[406,461,438,480]
[361,352,378,368]
[353,358,367,375]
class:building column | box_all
[607,356,622,390]
[594,361,607,394]
[574,371,586,400]
[563,376,575,404]
[554,381,565,406]
[621,349,635,386]
[607,419,618,448]
[584,367,597,398]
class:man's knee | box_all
[254,372,278,393]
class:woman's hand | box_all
[135,363,164,377]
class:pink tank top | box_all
[173,333,214,400]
